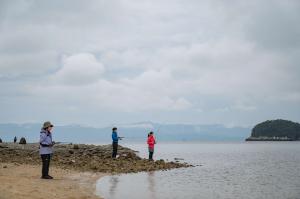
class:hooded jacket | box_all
[39,129,53,155]
[147,135,156,149]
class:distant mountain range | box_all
[0,122,251,143]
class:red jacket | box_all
[147,135,156,149]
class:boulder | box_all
[19,137,26,144]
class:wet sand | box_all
[0,163,105,199]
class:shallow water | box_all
[96,142,300,199]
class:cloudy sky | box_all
[0,0,299,127]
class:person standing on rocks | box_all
[14,136,17,143]
[147,131,156,161]
[39,121,55,179]
[112,127,121,158]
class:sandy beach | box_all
[0,163,105,199]
[0,143,189,199]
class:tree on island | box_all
[249,119,300,140]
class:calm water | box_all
[96,142,300,199]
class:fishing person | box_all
[147,131,156,160]
[112,127,122,158]
[39,121,55,179]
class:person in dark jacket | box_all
[112,127,121,158]
[14,136,17,143]
[39,121,55,179]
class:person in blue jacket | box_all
[39,121,55,179]
[112,127,121,158]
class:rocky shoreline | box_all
[0,143,191,173]
[245,136,296,141]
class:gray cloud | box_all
[0,0,299,127]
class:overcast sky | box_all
[0,0,299,127]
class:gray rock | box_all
[19,137,26,144]
[69,150,74,154]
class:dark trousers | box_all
[41,154,51,177]
[112,142,118,158]
[149,152,154,160]
[149,148,154,160]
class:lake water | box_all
[95,142,300,199]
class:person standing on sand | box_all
[112,127,121,158]
[39,121,55,179]
[147,132,156,161]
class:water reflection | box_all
[108,176,119,198]
[96,142,300,199]
[147,171,157,199]
[97,172,159,199]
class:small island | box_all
[246,119,300,141]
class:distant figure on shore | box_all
[147,132,156,161]
[14,136,17,143]
[112,127,122,158]
[39,121,55,179]
[0,138,2,143]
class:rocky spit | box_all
[0,143,191,173]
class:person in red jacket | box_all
[147,131,156,160]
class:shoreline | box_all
[0,143,191,198]
[245,137,299,141]
[0,143,191,173]
[0,163,105,199]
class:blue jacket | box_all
[39,129,53,155]
[112,131,119,143]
